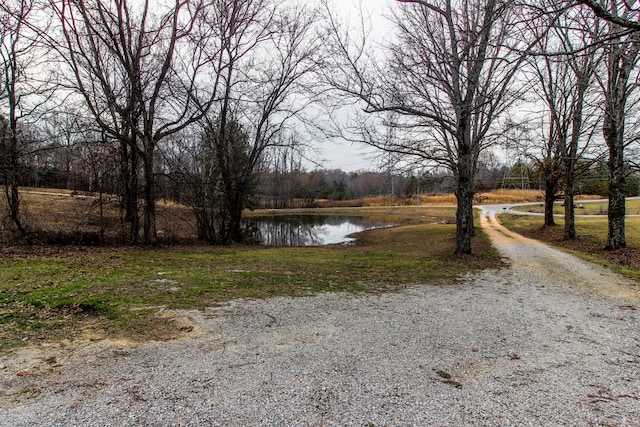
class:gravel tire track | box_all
[1,207,639,426]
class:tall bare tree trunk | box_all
[544,177,558,227]
[600,16,640,250]
[3,178,28,241]
[1,110,29,243]
[455,185,474,255]
[606,129,626,249]
[0,0,43,244]
[564,178,576,240]
[455,149,475,254]
[119,138,139,244]
[564,99,582,240]
[142,136,157,245]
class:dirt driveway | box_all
[1,207,639,426]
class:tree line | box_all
[1,0,640,252]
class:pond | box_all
[243,215,394,246]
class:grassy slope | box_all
[0,217,501,351]
[12,188,630,351]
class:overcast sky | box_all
[310,0,396,172]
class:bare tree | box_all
[591,1,640,250]
[323,0,538,253]
[557,8,603,239]
[577,0,640,31]
[0,0,51,242]
[262,143,306,209]
[197,0,319,243]
[524,3,603,236]
[51,0,213,244]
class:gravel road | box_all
[1,207,639,426]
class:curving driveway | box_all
[480,205,640,301]
[1,207,639,426]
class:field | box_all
[347,189,548,207]
[2,188,545,245]
[0,189,195,245]
[2,188,638,351]
[0,222,500,351]
[0,189,506,351]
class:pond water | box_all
[244,215,393,246]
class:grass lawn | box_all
[0,216,500,351]
[498,213,640,281]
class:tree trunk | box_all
[4,147,28,240]
[543,177,557,227]
[606,138,626,249]
[227,188,246,243]
[454,163,474,254]
[194,207,214,243]
[601,23,638,250]
[602,73,627,250]
[1,115,29,242]
[142,138,157,245]
[563,181,576,240]
[564,64,591,241]
[228,208,243,243]
[120,139,139,244]
[3,182,28,241]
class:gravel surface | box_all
[1,207,639,426]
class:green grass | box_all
[0,218,500,351]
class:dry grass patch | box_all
[1,190,197,245]
[475,189,544,204]
[512,198,640,216]
[321,189,554,208]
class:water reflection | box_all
[244,215,392,246]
